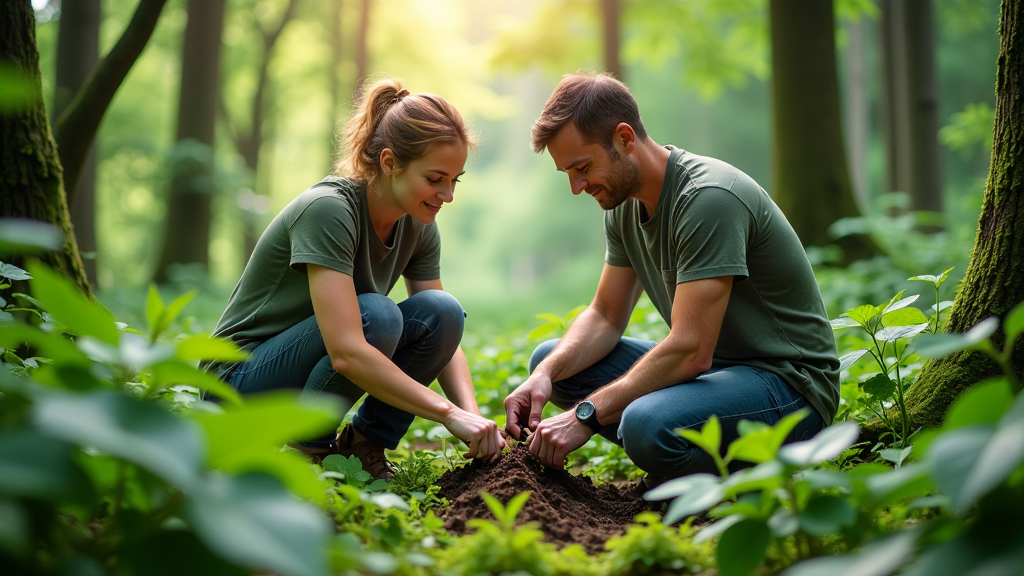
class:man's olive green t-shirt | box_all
[208,176,441,377]
[605,148,840,424]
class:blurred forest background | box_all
[28,0,1000,334]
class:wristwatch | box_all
[574,400,602,433]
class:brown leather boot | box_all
[336,424,396,481]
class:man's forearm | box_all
[533,306,625,383]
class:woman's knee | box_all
[528,339,560,374]
[403,290,466,346]
[358,293,402,356]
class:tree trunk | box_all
[879,0,944,224]
[905,0,1024,429]
[600,0,622,81]
[768,0,877,263]
[328,0,343,168]
[153,0,226,283]
[53,0,100,287]
[353,0,371,99]
[843,15,869,211]
[0,0,91,295]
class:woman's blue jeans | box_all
[226,290,466,449]
[529,337,824,479]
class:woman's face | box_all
[387,142,468,224]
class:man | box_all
[504,73,839,482]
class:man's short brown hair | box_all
[531,72,648,153]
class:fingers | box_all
[504,398,522,440]
[529,392,546,430]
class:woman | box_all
[207,79,505,479]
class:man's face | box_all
[546,123,642,210]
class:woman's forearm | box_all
[437,346,480,415]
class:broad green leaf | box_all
[909,267,955,287]
[797,495,856,535]
[0,324,90,366]
[369,493,410,511]
[677,414,721,458]
[163,290,198,329]
[0,497,29,557]
[796,469,851,490]
[217,449,327,503]
[33,389,204,490]
[944,378,1013,430]
[1004,300,1024,345]
[724,409,810,465]
[862,463,933,508]
[913,317,999,357]
[0,429,95,504]
[839,349,869,372]
[875,323,930,342]
[664,481,726,524]
[879,446,913,468]
[644,472,720,501]
[957,408,1024,508]
[862,374,896,399]
[176,335,248,363]
[780,529,919,576]
[323,455,370,483]
[28,262,120,345]
[504,490,531,522]
[0,262,31,281]
[186,472,331,576]
[526,322,560,340]
[693,515,743,544]
[0,311,13,325]
[830,317,859,330]
[767,510,801,539]
[778,422,861,468]
[717,519,769,576]
[149,360,242,405]
[841,305,880,326]
[931,301,953,313]
[883,294,919,314]
[534,313,564,325]
[77,333,176,369]
[479,491,506,523]
[881,307,929,327]
[0,219,63,256]
[924,426,992,512]
[145,284,164,341]
[721,460,784,499]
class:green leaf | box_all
[883,294,919,314]
[369,493,410,511]
[0,219,63,256]
[663,480,725,524]
[0,262,31,281]
[879,446,913,468]
[862,374,897,399]
[862,463,933,508]
[693,515,743,544]
[875,323,930,342]
[0,429,95,504]
[932,301,953,313]
[534,312,563,325]
[76,333,176,369]
[124,530,250,576]
[778,422,861,468]
[841,305,880,327]
[797,495,856,536]
[175,335,248,363]
[957,403,1024,508]
[479,491,507,523]
[28,262,120,345]
[944,378,1013,430]
[780,529,919,576]
[504,491,531,523]
[1004,300,1024,346]
[33,389,204,489]
[526,322,560,340]
[913,317,1000,357]
[185,473,331,576]
[830,317,860,330]
[145,284,164,341]
[796,469,851,490]
[323,455,369,482]
[721,461,784,499]
[839,349,869,372]
[643,472,720,501]
[565,305,588,322]
[164,290,197,329]
[924,426,991,512]
[677,414,721,458]
[717,519,770,576]
[724,409,810,465]
[881,306,929,327]
[0,497,29,557]
[150,360,242,405]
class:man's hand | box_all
[528,409,593,469]
[444,407,507,463]
[504,373,553,440]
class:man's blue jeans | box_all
[530,337,824,479]
[226,290,465,449]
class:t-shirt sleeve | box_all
[403,223,441,281]
[674,188,751,284]
[288,197,358,275]
[604,209,631,267]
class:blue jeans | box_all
[530,337,823,479]
[227,290,466,449]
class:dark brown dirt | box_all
[437,446,654,554]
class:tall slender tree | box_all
[599,0,622,80]
[328,0,344,167]
[905,0,1024,428]
[1,0,90,294]
[768,0,877,262]
[353,0,371,98]
[153,0,227,283]
[52,0,100,287]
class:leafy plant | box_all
[527,304,588,340]
[602,512,712,575]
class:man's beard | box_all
[594,150,643,210]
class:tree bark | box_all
[328,0,343,168]
[353,0,371,99]
[768,0,877,263]
[53,0,100,287]
[600,0,622,81]
[843,16,869,211]
[0,0,91,295]
[879,0,944,224]
[153,0,226,283]
[905,0,1024,429]
[52,0,168,203]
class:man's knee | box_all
[358,293,402,356]
[619,399,705,478]
[528,339,560,374]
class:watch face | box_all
[576,401,595,420]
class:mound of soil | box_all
[437,446,653,554]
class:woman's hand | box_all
[444,408,507,462]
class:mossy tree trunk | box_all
[768,0,878,263]
[1,0,91,296]
[905,0,1024,429]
